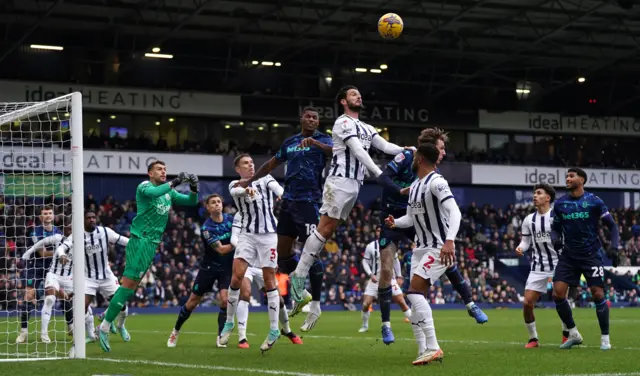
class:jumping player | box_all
[167,194,234,348]
[385,143,461,366]
[515,183,567,347]
[232,107,332,331]
[551,167,620,351]
[97,161,198,352]
[289,85,409,324]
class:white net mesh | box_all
[0,95,76,360]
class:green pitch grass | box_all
[2,308,639,376]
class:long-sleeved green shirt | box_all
[130,180,198,243]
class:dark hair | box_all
[40,205,54,213]
[418,127,449,145]
[416,143,440,165]
[335,85,358,107]
[147,160,165,172]
[205,194,223,205]
[533,183,556,203]
[301,106,318,116]
[85,210,96,217]
[568,167,587,185]
[233,153,251,167]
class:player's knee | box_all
[523,298,535,311]
[552,290,565,302]
[591,289,605,301]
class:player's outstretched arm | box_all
[139,172,189,198]
[371,133,404,156]
[265,176,284,198]
[235,157,283,189]
[516,215,532,256]
[170,175,199,206]
[344,137,383,177]
[105,227,130,247]
[300,136,333,157]
[21,234,63,260]
[54,236,73,258]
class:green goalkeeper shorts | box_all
[123,235,158,281]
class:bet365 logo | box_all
[562,211,590,220]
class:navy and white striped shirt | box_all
[56,226,129,280]
[404,172,457,249]
[329,114,377,182]
[229,175,281,234]
[521,210,559,273]
[363,240,380,277]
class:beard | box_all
[347,102,363,113]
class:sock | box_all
[237,300,249,341]
[20,302,34,329]
[174,305,192,331]
[378,286,392,326]
[86,306,95,339]
[594,298,610,335]
[526,321,538,340]
[407,292,438,351]
[294,230,326,277]
[217,307,227,336]
[100,286,134,332]
[278,254,299,274]
[309,260,324,301]
[266,288,280,331]
[554,298,576,330]
[41,295,56,334]
[62,300,73,326]
[562,322,569,338]
[403,308,413,318]
[226,287,240,323]
[361,310,370,328]
[116,305,128,329]
[279,300,291,333]
[310,300,321,313]
[445,266,473,305]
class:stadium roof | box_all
[2,0,640,114]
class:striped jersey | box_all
[329,114,377,182]
[57,226,129,279]
[521,210,559,273]
[363,240,381,278]
[28,225,62,270]
[26,234,69,277]
[406,171,457,249]
[229,175,281,234]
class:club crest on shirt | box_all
[394,153,405,163]
[165,193,170,200]
[436,183,449,193]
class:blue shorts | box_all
[379,209,415,248]
[553,254,605,287]
[22,265,47,289]
[192,267,231,296]
[276,199,320,242]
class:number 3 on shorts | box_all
[591,266,604,277]
[270,248,276,261]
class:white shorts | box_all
[364,278,403,297]
[411,247,448,284]
[319,176,360,220]
[44,273,73,293]
[235,232,278,269]
[525,271,553,294]
[85,273,120,297]
[245,267,265,290]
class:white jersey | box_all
[406,172,456,249]
[229,175,281,234]
[363,240,381,278]
[328,114,377,182]
[57,226,129,280]
[521,210,559,273]
[36,234,69,277]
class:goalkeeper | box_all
[97,160,199,352]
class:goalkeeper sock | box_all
[237,300,249,341]
[100,286,134,331]
[174,305,193,332]
[41,295,56,335]
[217,307,227,336]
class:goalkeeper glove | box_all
[606,247,620,268]
[170,172,189,188]
[188,173,199,193]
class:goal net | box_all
[0,92,85,361]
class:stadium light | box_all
[144,53,173,59]
[355,68,367,73]
[152,47,161,53]
[168,118,175,123]
[30,44,63,51]
[273,123,279,128]
[370,68,382,74]
[258,126,265,130]
[110,115,116,119]
[577,77,586,83]
[252,60,259,65]
[225,124,231,129]
[261,61,274,66]
[155,121,160,126]
[380,64,388,70]
[275,62,282,67]
[515,89,531,94]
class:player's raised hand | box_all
[371,275,378,283]
[21,247,35,260]
[299,137,317,148]
[404,146,416,152]
[246,187,257,197]
[440,240,455,267]
[384,214,396,228]
[515,247,524,257]
[606,247,620,268]
[60,254,69,265]
[188,173,199,193]
[233,179,250,189]
[170,172,189,187]
[400,187,410,196]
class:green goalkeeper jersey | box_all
[130,180,198,243]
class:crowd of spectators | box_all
[1,192,639,312]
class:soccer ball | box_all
[377,13,403,40]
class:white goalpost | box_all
[0,92,85,360]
